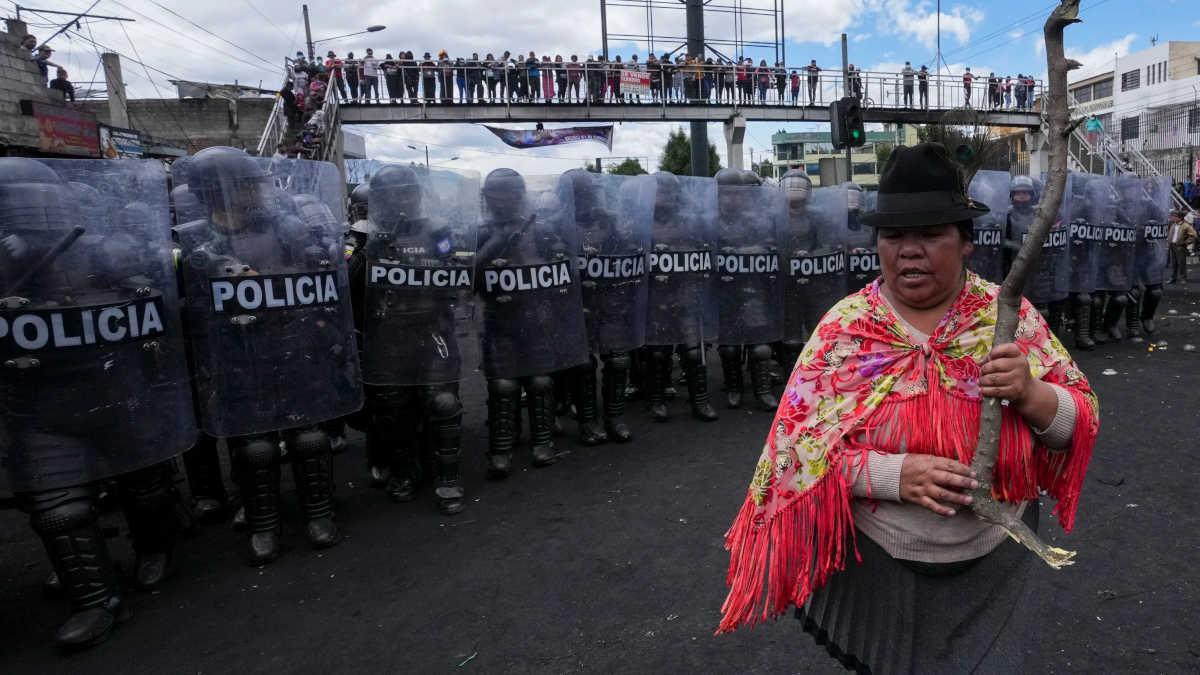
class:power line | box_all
[144,0,276,68]
[118,22,195,150]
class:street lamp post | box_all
[408,144,429,169]
[303,4,385,62]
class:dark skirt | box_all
[797,501,1040,675]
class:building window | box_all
[1121,116,1140,141]
[1146,65,1153,85]
[1189,108,1200,134]
[1121,69,1140,91]
[1093,80,1112,99]
[1097,113,1112,132]
[1160,61,1166,82]
[1073,86,1092,103]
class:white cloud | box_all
[883,0,985,50]
[1008,30,1024,41]
[1066,33,1137,83]
[854,33,873,43]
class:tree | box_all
[873,142,895,165]
[608,158,648,175]
[657,127,722,176]
[753,158,775,179]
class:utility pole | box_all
[841,33,852,184]
[303,4,315,62]
[600,0,609,60]
[101,53,130,129]
[686,0,708,177]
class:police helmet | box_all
[780,169,812,203]
[184,147,270,209]
[370,165,423,217]
[0,157,74,234]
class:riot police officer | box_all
[844,181,879,292]
[779,172,848,367]
[713,168,782,411]
[1130,176,1171,336]
[1005,175,1069,334]
[476,168,589,476]
[174,147,362,564]
[1,158,195,647]
[348,165,471,513]
[345,182,370,260]
[643,172,719,423]
[563,169,651,444]
[1095,175,1141,342]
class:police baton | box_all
[8,226,85,295]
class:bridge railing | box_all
[339,61,1043,114]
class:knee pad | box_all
[1109,293,1128,307]
[683,346,704,366]
[289,428,331,460]
[605,351,631,370]
[427,390,462,421]
[526,374,553,395]
[748,344,773,361]
[1146,286,1163,301]
[488,378,520,398]
[1072,292,1091,307]
[120,463,175,510]
[235,436,280,469]
[26,487,97,536]
[717,345,742,361]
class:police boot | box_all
[385,436,418,503]
[365,387,397,487]
[685,348,719,422]
[1141,285,1163,335]
[119,463,182,589]
[647,349,670,422]
[748,344,780,412]
[321,418,348,455]
[1125,289,1143,342]
[23,487,123,648]
[1102,292,1128,342]
[290,428,339,549]
[1072,295,1095,350]
[1090,295,1108,345]
[181,433,227,523]
[486,379,520,479]
[602,352,634,442]
[575,359,608,446]
[429,389,466,515]
[1048,301,1068,338]
[233,436,281,565]
[527,375,559,467]
[718,345,745,409]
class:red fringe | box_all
[717,469,853,635]
[1035,387,1098,532]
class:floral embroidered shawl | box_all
[717,272,1099,634]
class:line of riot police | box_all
[967,169,1173,349]
[4,148,1170,651]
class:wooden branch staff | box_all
[968,0,1082,569]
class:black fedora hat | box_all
[861,142,989,228]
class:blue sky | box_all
[24,0,1194,174]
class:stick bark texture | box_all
[968,0,1082,569]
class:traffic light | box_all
[829,97,866,149]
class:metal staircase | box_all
[255,59,343,166]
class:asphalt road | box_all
[2,282,1198,674]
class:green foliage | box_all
[657,128,722,176]
[608,158,648,175]
[753,159,774,179]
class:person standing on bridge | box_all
[361,49,380,102]
[567,55,583,102]
[438,51,454,104]
[345,51,361,102]
[325,51,347,101]
[1003,76,1013,107]
[468,53,484,103]
[806,59,820,104]
[526,52,541,102]
[382,54,400,103]
[484,54,499,102]
[774,62,787,104]
[902,61,915,107]
[962,67,974,107]
[400,51,418,104]
[756,59,771,104]
[555,55,568,103]
[847,65,863,101]
[420,52,437,103]
[918,65,929,108]
[789,69,801,105]
[541,55,555,103]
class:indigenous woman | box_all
[718,143,1099,674]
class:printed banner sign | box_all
[620,70,651,97]
[484,124,613,150]
[20,100,99,157]
[99,125,144,158]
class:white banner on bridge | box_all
[620,70,651,97]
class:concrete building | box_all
[769,128,903,186]
[1068,40,1200,181]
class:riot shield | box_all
[782,185,848,341]
[846,188,880,292]
[1008,177,1069,303]
[1097,174,1141,292]
[1066,173,1105,294]
[476,171,588,379]
[1137,175,1171,286]
[173,150,362,437]
[0,158,197,495]
[361,166,479,386]
[644,174,718,347]
[967,170,1009,283]
[569,171,651,355]
[714,182,784,345]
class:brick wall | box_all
[0,19,68,151]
